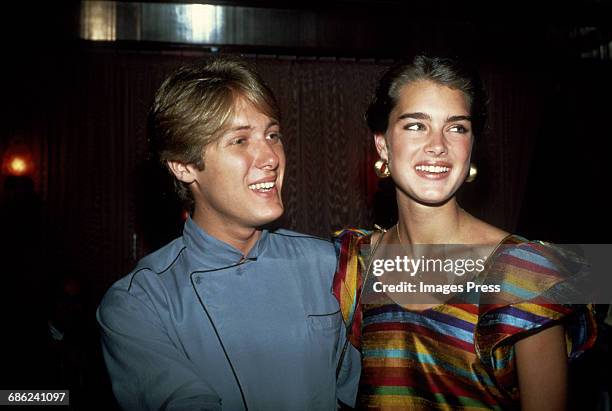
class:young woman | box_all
[333,56,596,410]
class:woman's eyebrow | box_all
[397,113,472,123]
[397,112,430,120]
[447,115,472,122]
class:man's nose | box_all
[254,139,282,170]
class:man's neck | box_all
[192,210,261,257]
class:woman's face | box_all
[375,79,473,205]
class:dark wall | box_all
[1,1,611,408]
[516,59,612,243]
[4,46,610,310]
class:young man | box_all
[97,57,359,410]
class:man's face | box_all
[177,97,285,233]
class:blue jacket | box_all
[97,218,360,410]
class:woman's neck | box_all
[396,193,467,244]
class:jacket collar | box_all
[182,217,270,271]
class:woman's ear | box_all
[166,160,197,184]
[374,133,389,160]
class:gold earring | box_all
[374,159,391,178]
[466,163,478,182]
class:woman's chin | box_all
[400,188,455,207]
[416,196,454,207]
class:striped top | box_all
[333,229,596,410]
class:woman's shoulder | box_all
[333,227,374,241]
[491,233,586,274]
[333,227,381,251]
[455,216,572,266]
[461,215,510,246]
[475,232,597,377]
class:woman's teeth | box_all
[415,165,450,173]
[249,181,275,191]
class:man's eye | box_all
[404,123,423,131]
[267,132,282,143]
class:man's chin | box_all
[253,207,284,229]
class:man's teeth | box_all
[415,165,450,173]
[248,181,275,191]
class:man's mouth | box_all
[248,181,276,192]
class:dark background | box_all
[1,0,611,409]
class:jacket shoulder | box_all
[269,228,334,254]
[100,237,185,306]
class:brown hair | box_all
[366,55,487,138]
[148,56,280,208]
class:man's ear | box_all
[374,133,389,161]
[166,160,197,184]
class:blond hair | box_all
[148,57,280,207]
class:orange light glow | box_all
[7,156,29,176]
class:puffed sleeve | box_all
[474,240,597,397]
[332,228,372,350]
[97,281,222,411]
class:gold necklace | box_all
[395,223,410,251]
[395,223,416,261]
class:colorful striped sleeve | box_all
[332,228,372,350]
[474,240,597,395]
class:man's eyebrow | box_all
[228,125,252,132]
[397,112,430,121]
[266,120,280,129]
[227,120,279,132]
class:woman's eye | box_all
[231,137,247,145]
[404,123,423,131]
[449,125,469,133]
